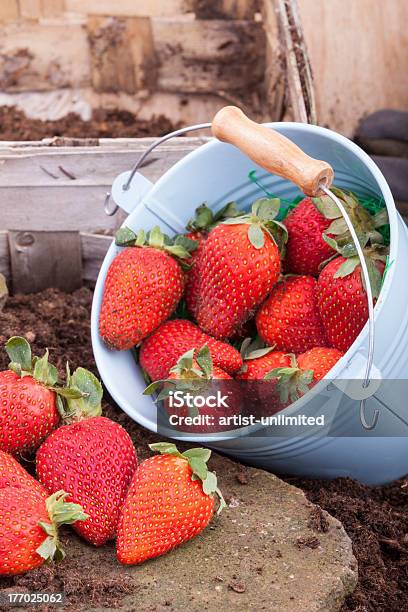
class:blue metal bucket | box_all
[91,121,408,485]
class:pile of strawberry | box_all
[99,188,389,424]
[0,338,224,575]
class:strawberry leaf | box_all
[5,336,32,372]
[115,227,138,247]
[182,448,211,462]
[252,198,280,221]
[313,195,341,219]
[33,350,59,386]
[149,442,184,457]
[148,226,165,249]
[195,345,213,378]
[333,256,360,278]
[248,224,265,249]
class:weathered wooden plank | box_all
[298,0,408,136]
[0,0,19,22]
[19,0,41,20]
[0,22,90,92]
[40,0,65,18]
[152,18,265,93]
[0,137,208,232]
[0,232,10,280]
[80,232,112,282]
[65,0,194,18]
[8,230,82,293]
[87,16,157,94]
[194,0,260,19]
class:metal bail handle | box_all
[106,107,378,430]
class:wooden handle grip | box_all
[212,106,334,197]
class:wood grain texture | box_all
[298,0,408,136]
[0,22,90,91]
[8,230,82,293]
[65,0,194,17]
[87,16,157,94]
[0,232,10,280]
[80,232,111,282]
[152,18,265,93]
[0,137,208,232]
[18,0,41,20]
[0,0,19,22]
[194,0,260,19]
[40,0,64,18]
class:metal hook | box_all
[360,399,380,430]
[104,191,119,216]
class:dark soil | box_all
[0,106,180,141]
[0,288,407,611]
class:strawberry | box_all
[186,198,287,339]
[99,226,195,351]
[0,488,87,575]
[37,404,137,546]
[283,197,334,276]
[139,319,242,381]
[144,346,240,433]
[117,442,225,565]
[316,255,385,352]
[0,450,46,498]
[0,337,103,456]
[236,345,293,417]
[296,347,344,383]
[256,275,327,353]
[184,202,239,318]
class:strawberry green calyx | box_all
[149,442,226,514]
[240,336,275,361]
[264,355,314,404]
[4,337,103,422]
[313,187,389,258]
[58,365,103,422]
[144,345,214,404]
[186,201,240,233]
[329,244,388,299]
[37,490,88,562]
[115,225,196,261]
[221,198,288,253]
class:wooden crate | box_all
[0,136,210,292]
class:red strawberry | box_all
[139,319,242,381]
[99,226,194,350]
[236,347,293,417]
[0,337,103,456]
[187,198,286,339]
[297,347,344,383]
[0,488,87,575]
[117,442,225,565]
[256,275,327,353]
[184,202,240,318]
[283,197,334,276]
[37,413,137,547]
[144,346,241,433]
[0,450,46,498]
[316,255,385,352]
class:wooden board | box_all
[8,230,82,293]
[0,137,209,232]
[65,0,194,18]
[0,22,90,91]
[298,0,408,136]
[87,16,157,94]
[0,0,19,22]
[152,18,265,94]
[0,232,10,281]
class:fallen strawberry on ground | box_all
[256,275,327,353]
[117,442,225,565]
[36,368,138,547]
[0,449,46,498]
[186,198,287,339]
[0,488,87,575]
[144,346,241,433]
[139,318,243,381]
[99,226,196,350]
[0,337,98,456]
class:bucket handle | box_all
[107,107,378,430]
